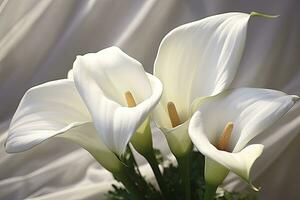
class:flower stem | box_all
[127,145,142,177]
[145,150,171,200]
[204,184,217,200]
[114,169,146,200]
[177,153,191,200]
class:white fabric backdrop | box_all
[0,0,299,199]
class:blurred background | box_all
[0,0,299,199]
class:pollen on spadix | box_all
[217,122,234,151]
[167,102,181,128]
[125,91,136,107]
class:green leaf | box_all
[107,150,257,200]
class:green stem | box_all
[126,145,151,195]
[204,184,217,200]
[114,170,146,200]
[128,145,142,177]
[145,150,171,200]
[177,153,191,200]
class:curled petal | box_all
[73,47,163,155]
[5,80,121,172]
[6,79,91,152]
[153,12,251,128]
[203,145,263,189]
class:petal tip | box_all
[4,139,20,154]
[110,46,121,51]
[4,141,11,153]
[250,182,261,192]
[104,46,124,56]
[291,95,300,102]
[250,11,279,19]
[67,69,74,80]
[5,147,16,154]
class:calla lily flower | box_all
[188,88,299,188]
[72,47,162,156]
[152,12,253,157]
[5,47,163,169]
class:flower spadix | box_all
[72,47,162,156]
[189,88,299,188]
[152,12,253,157]
[124,91,153,156]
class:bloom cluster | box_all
[5,12,298,200]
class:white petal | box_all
[153,12,251,128]
[58,123,122,173]
[191,88,298,152]
[6,79,91,153]
[203,146,263,188]
[5,80,122,172]
[189,111,264,183]
[73,47,163,155]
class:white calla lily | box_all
[189,88,299,188]
[152,12,252,157]
[6,46,162,172]
[5,79,122,173]
[72,47,163,156]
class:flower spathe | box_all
[189,88,299,187]
[72,47,162,156]
[5,47,163,171]
[152,12,252,157]
[5,79,123,173]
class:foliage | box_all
[107,150,256,200]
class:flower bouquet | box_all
[5,12,298,200]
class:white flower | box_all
[189,88,299,188]
[152,12,252,157]
[5,47,163,170]
[72,47,162,156]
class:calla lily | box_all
[5,47,163,169]
[152,12,252,157]
[72,47,162,156]
[188,88,299,189]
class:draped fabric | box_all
[0,0,299,199]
